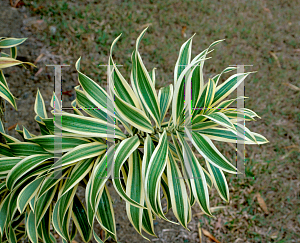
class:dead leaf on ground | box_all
[269,51,281,68]
[255,192,269,214]
[283,82,300,91]
[7,123,17,131]
[198,222,202,243]
[181,26,187,38]
[202,228,221,243]
[34,53,44,64]
[35,67,43,77]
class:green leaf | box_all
[0,57,35,69]
[0,38,27,48]
[28,135,90,153]
[211,72,251,106]
[126,150,145,237]
[174,35,194,83]
[6,154,52,190]
[114,94,153,133]
[176,131,212,216]
[112,135,144,208]
[8,142,50,157]
[188,131,237,174]
[17,176,45,213]
[26,211,38,243]
[56,112,126,139]
[158,84,173,123]
[0,157,21,175]
[52,142,105,169]
[34,89,48,119]
[72,194,92,243]
[144,131,169,218]
[206,160,229,202]
[0,77,17,110]
[166,150,190,228]
[96,185,117,241]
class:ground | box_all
[1,0,300,242]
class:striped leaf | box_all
[133,30,160,126]
[75,58,111,115]
[0,77,17,109]
[187,131,237,174]
[112,135,144,208]
[34,89,48,119]
[35,184,58,226]
[114,94,153,133]
[158,84,173,123]
[75,86,114,124]
[96,185,117,241]
[109,34,140,108]
[0,38,27,48]
[212,66,237,86]
[6,154,52,190]
[8,142,50,157]
[60,158,94,197]
[72,194,92,243]
[203,79,216,113]
[203,112,236,131]
[17,176,45,213]
[176,132,211,216]
[144,131,169,217]
[52,142,105,169]
[0,57,35,69]
[56,112,126,139]
[0,157,21,175]
[28,135,90,153]
[88,147,116,226]
[211,72,251,106]
[174,35,194,83]
[166,150,190,228]
[206,161,229,202]
[126,150,145,237]
[26,211,38,243]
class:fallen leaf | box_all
[8,123,17,131]
[198,222,202,243]
[283,82,300,91]
[35,67,43,77]
[181,26,187,38]
[269,51,281,68]
[255,192,269,214]
[270,231,279,239]
[202,228,221,243]
[33,52,43,63]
